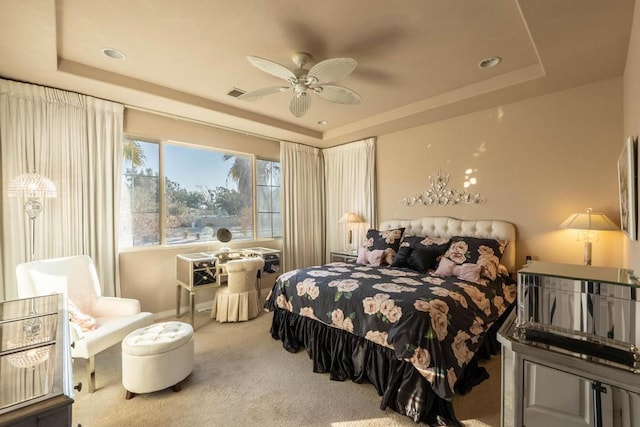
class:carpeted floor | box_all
[71,310,501,426]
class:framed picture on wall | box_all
[618,136,637,240]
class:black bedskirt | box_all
[268,306,510,426]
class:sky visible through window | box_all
[157,144,235,191]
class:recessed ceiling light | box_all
[101,48,126,60]
[317,120,328,125]
[478,56,501,69]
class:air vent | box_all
[227,88,246,98]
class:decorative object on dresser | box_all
[559,208,619,265]
[265,216,516,425]
[617,136,638,240]
[400,169,486,206]
[338,212,362,252]
[16,255,154,393]
[216,227,233,253]
[7,172,57,261]
[499,261,640,427]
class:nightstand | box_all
[330,250,358,263]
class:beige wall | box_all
[119,109,282,314]
[624,1,640,272]
[377,77,624,270]
[121,69,630,313]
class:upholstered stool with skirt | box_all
[122,321,194,399]
[211,257,265,322]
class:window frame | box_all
[119,135,281,251]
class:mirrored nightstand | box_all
[330,250,358,263]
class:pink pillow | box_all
[67,299,98,332]
[357,248,385,266]
[434,257,482,284]
[434,257,455,276]
[452,263,482,283]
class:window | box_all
[256,159,281,238]
[120,139,160,247]
[119,138,280,248]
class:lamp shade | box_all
[338,213,362,223]
[559,208,618,231]
[8,173,57,198]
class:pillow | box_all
[67,299,98,332]
[391,236,450,273]
[436,236,508,282]
[360,227,405,265]
[356,248,385,266]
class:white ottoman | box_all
[122,321,194,399]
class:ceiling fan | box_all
[238,52,362,118]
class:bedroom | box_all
[1,0,640,426]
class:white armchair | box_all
[16,255,154,392]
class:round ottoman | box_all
[122,321,194,399]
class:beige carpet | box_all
[71,311,500,426]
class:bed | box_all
[264,216,517,426]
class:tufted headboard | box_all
[379,216,517,274]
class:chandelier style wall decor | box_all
[400,170,486,206]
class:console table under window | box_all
[175,247,280,327]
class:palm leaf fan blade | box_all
[308,58,357,84]
[314,85,362,105]
[238,86,290,100]
[246,56,296,81]
[289,93,311,118]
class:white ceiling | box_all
[0,0,635,147]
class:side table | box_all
[330,250,358,263]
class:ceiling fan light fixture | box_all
[478,56,501,69]
[239,52,361,118]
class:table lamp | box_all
[338,213,362,253]
[559,208,619,265]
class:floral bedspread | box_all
[265,262,516,399]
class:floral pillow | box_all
[435,236,508,283]
[359,227,405,265]
[391,236,450,273]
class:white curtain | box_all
[0,79,123,300]
[280,141,325,271]
[323,137,376,259]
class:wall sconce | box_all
[338,213,362,253]
[559,208,619,265]
[8,172,57,261]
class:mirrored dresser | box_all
[0,294,74,426]
[498,261,640,427]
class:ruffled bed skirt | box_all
[268,307,509,426]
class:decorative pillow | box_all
[67,299,98,332]
[391,236,450,273]
[435,236,508,282]
[360,227,405,265]
[356,248,385,266]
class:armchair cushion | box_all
[72,312,154,360]
[93,296,142,317]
